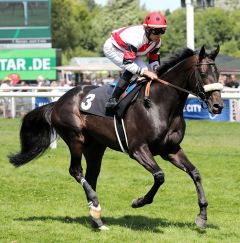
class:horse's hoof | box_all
[98,225,109,231]
[131,197,145,208]
[195,215,207,228]
[131,197,153,208]
[90,216,105,229]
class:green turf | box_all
[0,119,239,243]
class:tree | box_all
[93,0,146,55]
[221,9,240,57]
[51,0,240,62]
[52,0,97,60]
[161,9,187,55]
[215,0,240,10]
[82,0,96,11]
[52,0,77,51]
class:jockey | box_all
[103,12,167,111]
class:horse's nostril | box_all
[213,104,220,109]
[214,101,223,107]
[213,103,223,113]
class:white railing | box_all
[0,86,239,118]
[0,86,72,118]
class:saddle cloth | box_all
[79,80,147,153]
[80,80,146,153]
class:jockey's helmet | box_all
[143,12,167,29]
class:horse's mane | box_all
[157,48,196,76]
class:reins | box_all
[144,77,199,99]
[144,59,218,101]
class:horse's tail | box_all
[8,102,56,167]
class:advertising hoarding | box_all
[183,98,231,121]
[0,49,56,80]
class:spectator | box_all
[36,75,45,87]
[82,75,92,85]
[218,74,228,86]
[59,78,69,87]
[50,81,61,102]
[45,77,51,86]
[0,77,12,91]
[8,73,20,86]
[35,75,50,107]
[17,80,29,92]
[0,77,12,117]
[50,81,58,87]
[225,74,239,88]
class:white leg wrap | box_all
[89,203,101,219]
[80,178,86,186]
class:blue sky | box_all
[95,0,181,12]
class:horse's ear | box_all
[209,45,220,60]
[199,45,206,61]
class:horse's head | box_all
[192,45,224,114]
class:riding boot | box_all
[106,70,133,110]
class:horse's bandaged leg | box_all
[88,203,108,229]
[89,202,101,219]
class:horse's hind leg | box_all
[68,139,107,230]
[62,131,106,229]
[83,139,107,230]
[67,137,95,202]
[162,146,208,228]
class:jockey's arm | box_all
[122,44,159,80]
[122,44,143,75]
[149,47,160,72]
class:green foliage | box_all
[82,0,96,11]
[221,40,240,57]
[51,1,240,60]
[196,8,232,46]
[52,0,80,51]
[93,0,146,55]
[161,9,186,55]
[0,119,240,242]
[52,0,95,58]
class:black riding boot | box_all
[106,71,133,111]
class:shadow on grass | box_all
[15,215,219,233]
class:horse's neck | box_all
[162,56,195,87]
[147,57,196,114]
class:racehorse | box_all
[9,46,223,230]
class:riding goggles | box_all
[151,28,166,35]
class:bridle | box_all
[192,58,223,106]
[145,56,223,108]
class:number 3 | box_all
[81,94,95,110]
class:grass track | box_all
[0,118,239,242]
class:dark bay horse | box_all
[9,46,223,230]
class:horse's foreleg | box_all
[130,144,165,208]
[162,146,208,228]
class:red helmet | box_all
[143,12,167,29]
